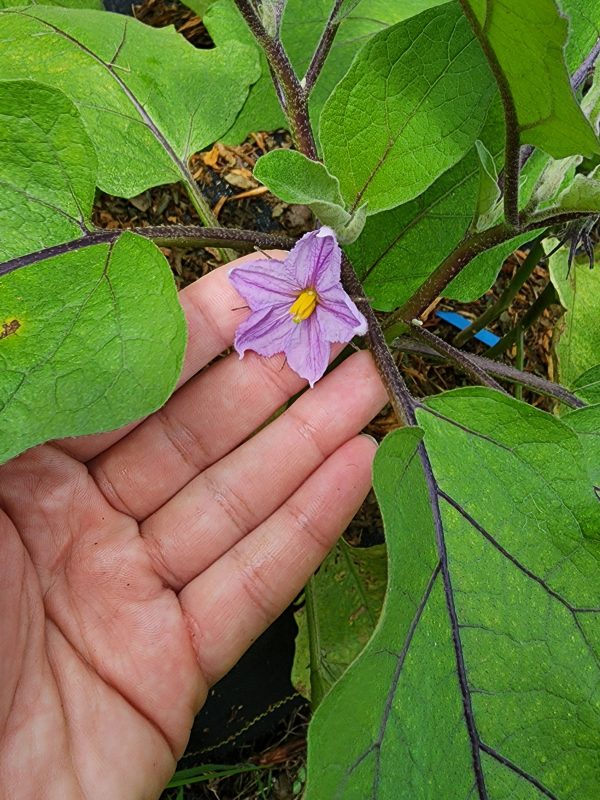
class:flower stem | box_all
[452,236,546,347]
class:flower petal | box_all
[229,258,299,310]
[286,227,341,290]
[285,314,331,388]
[234,304,294,358]
[316,284,368,342]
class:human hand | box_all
[0,254,386,799]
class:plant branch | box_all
[341,255,417,426]
[389,204,597,324]
[459,0,521,226]
[0,226,296,279]
[303,0,345,94]
[453,236,546,347]
[407,322,508,394]
[233,0,317,157]
[499,37,600,184]
[392,221,516,322]
[392,337,586,408]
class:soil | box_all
[92,1,568,797]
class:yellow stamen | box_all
[289,289,318,323]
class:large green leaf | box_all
[0,6,259,197]
[0,79,186,462]
[346,3,600,309]
[204,0,445,145]
[346,99,506,310]
[563,404,600,488]
[461,0,600,159]
[305,390,600,799]
[0,80,97,261]
[320,2,496,215]
[292,540,387,704]
[0,232,186,464]
[549,246,600,386]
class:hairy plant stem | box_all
[233,0,318,158]
[303,0,345,93]
[389,205,595,324]
[452,236,546,347]
[392,221,516,323]
[0,226,296,279]
[341,255,417,426]
[499,37,600,186]
[514,326,525,401]
[407,323,507,394]
[179,165,236,262]
[485,281,558,358]
[392,337,585,408]
[459,0,521,226]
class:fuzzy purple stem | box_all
[303,0,345,93]
[407,323,508,394]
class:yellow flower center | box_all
[289,289,318,323]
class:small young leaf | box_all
[472,140,501,231]
[0,6,259,197]
[305,391,600,799]
[554,165,600,212]
[320,2,496,214]
[444,229,543,301]
[0,80,97,260]
[254,150,366,242]
[292,540,387,704]
[549,243,600,386]
[461,0,600,158]
[0,233,186,464]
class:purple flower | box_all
[228,227,367,387]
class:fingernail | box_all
[360,433,379,447]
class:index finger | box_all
[55,250,288,462]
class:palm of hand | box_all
[0,260,384,799]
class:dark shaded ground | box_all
[91,1,567,797]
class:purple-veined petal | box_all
[285,314,331,388]
[316,284,368,342]
[234,304,294,358]
[286,227,341,290]
[229,258,299,310]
